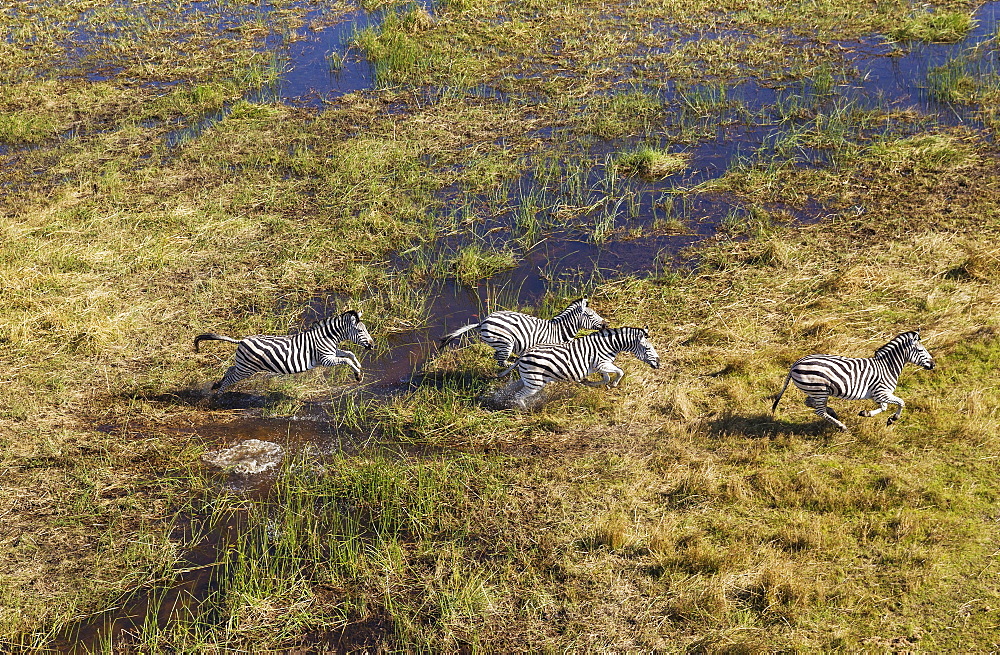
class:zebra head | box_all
[626,327,660,369]
[556,297,608,331]
[342,310,375,350]
[875,330,934,370]
[579,297,609,330]
[905,330,934,370]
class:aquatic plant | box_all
[888,10,975,43]
[616,147,690,180]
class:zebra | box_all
[440,297,608,371]
[507,326,660,410]
[194,310,375,395]
[771,330,935,431]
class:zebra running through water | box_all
[194,310,375,396]
[771,330,935,431]
[507,326,660,410]
[440,297,608,372]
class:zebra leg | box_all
[339,349,364,381]
[340,349,361,367]
[583,361,624,388]
[213,366,249,394]
[859,402,889,418]
[605,363,625,388]
[494,343,514,368]
[810,395,848,431]
[321,353,362,381]
[805,395,838,419]
[881,392,905,426]
[581,370,611,388]
[512,380,544,410]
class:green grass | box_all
[352,7,443,88]
[448,243,518,286]
[889,10,976,43]
[616,146,690,179]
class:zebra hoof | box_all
[858,410,868,417]
[886,417,896,427]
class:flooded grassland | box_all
[2,0,1000,650]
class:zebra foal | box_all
[772,330,934,431]
[194,310,375,395]
[508,327,660,410]
[440,297,608,371]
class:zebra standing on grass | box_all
[507,326,660,410]
[440,297,608,372]
[194,310,375,396]
[771,330,935,431]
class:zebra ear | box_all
[643,326,650,336]
[344,309,361,321]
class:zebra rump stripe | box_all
[771,330,934,431]
[510,326,660,410]
[439,297,608,370]
[194,310,375,394]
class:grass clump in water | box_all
[587,91,663,138]
[616,147,690,180]
[888,11,975,43]
[448,244,518,286]
[352,7,442,88]
[927,61,979,103]
[0,111,60,144]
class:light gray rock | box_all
[201,439,284,475]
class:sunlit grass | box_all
[616,146,690,179]
[888,10,976,43]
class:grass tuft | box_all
[888,11,975,43]
[616,147,690,180]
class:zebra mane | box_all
[593,326,641,339]
[873,330,920,358]
[303,310,358,334]
[551,297,586,323]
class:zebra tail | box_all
[194,333,241,352]
[439,323,479,349]
[771,371,793,414]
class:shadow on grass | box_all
[408,368,493,392]
[138,388,297,411]
[706,412,835,438]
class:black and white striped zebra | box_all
[771,330,935,431]
[508,326,660,410]
[440,297,608,371]
[194,310,374,394]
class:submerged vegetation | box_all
[2,0,1000,651]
